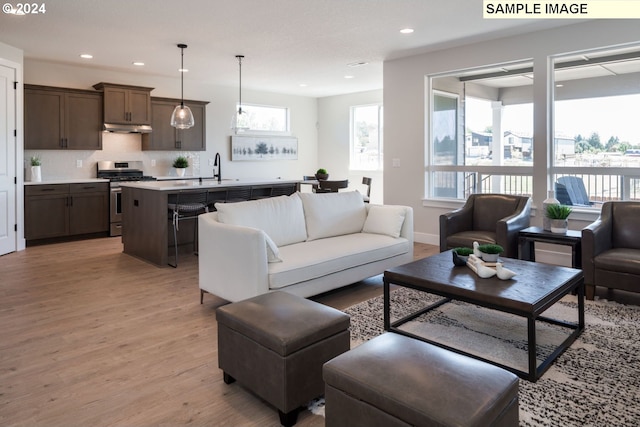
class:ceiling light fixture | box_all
[80,54,93,59]
[400,28,414,34]
[231,54,248,133]
[344,75,355,79]
[170,43,195,129]
[133,62,145,66]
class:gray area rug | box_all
[335,287,640,427]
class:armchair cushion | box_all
[594,248,640,276]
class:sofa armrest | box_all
[198,212,270,302]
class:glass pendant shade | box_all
[230,108,249,133]
[171,104,195,129]
[171,43,195,129]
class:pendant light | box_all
[231,54,248,133]
[170,43,195,129]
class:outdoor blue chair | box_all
[555,176,594,206]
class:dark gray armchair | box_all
[439,194,532,258]
[582,201,640,300]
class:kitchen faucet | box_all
[213,152,221,183]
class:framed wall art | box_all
[231,135,298,161]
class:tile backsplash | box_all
[25,132,204,181]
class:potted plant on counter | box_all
[30,155,42,182]
[546,204,572,234]
[315,168,329,180]
[477,243,504,263]
[173,156,189,177]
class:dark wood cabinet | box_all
[93,82,153,125]
[142,97,208,151]
[25,183,109,241]
[24,85,103,150]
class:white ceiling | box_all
[0,0,579,97]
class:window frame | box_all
[349,103,384,171]
[234,102,291,136]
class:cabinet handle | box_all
[69,196,73,207]
[41,188,55,192]
[60,138,64,148]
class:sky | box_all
[467,95,640,146]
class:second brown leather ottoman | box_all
[323,332,519,427]
[216,291,350,427]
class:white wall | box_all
[23,59,318,181]
[384,20,640,245]
[317,89,383,203]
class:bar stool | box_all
[168,191,209,267]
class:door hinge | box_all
[14,176,17,184]
[14,81,18,90]
[14,129,17,137]
[14,224,17,232]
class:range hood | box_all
[103,123,153,134]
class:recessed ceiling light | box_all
[556,84,564,88]
[133,62,145,66]
[299,83,308,87]
[400,28,414,34]
[178,68,189,73]
[80,54,93,59]
[344,75,355,79]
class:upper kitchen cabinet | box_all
[24,85,103,150]
[92,82,153,125]
[142,97,208,151]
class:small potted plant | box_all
[315,168,329,180]
[173,156,189,177]
[30,155,42,182]
[452,247,473,266]
[477,243,504,262]
[546,204,572,234]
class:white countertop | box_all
[25,178,109,185]
[119,178,300,191]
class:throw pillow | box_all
[362,205,406,238]
[298,191,367,241]
[215,193,307,246]
[263,232,282,263]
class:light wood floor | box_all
[0,238,437,427]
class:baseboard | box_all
[414,232,438,246]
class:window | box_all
[427,61,534,200]
[235,103,289,134]
[350,104,383,171]
[552,46,640,204]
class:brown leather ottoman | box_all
[323,333,519,427]
[216,291,350,427]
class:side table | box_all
[518,226,582,268]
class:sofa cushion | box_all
[215,193,307,246]
[268,233,410,290]
[298,191,367,241]
[362,205,406,238]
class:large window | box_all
[235,103,289,134]
[350,104,383,171]
[428,61,534,199]
[552,47,640,204]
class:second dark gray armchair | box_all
[439,194,532,259]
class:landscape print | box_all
[231,135,298,161]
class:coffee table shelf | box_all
[383,251,585,382]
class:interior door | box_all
[0,64,16,255]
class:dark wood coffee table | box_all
[383,251,584,382]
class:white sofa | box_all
[198,191,413,302]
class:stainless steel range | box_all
[97,161,156,236]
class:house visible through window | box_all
[236,103,289,133]
[350,104,383,171]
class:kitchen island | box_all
[120,179,299,267]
